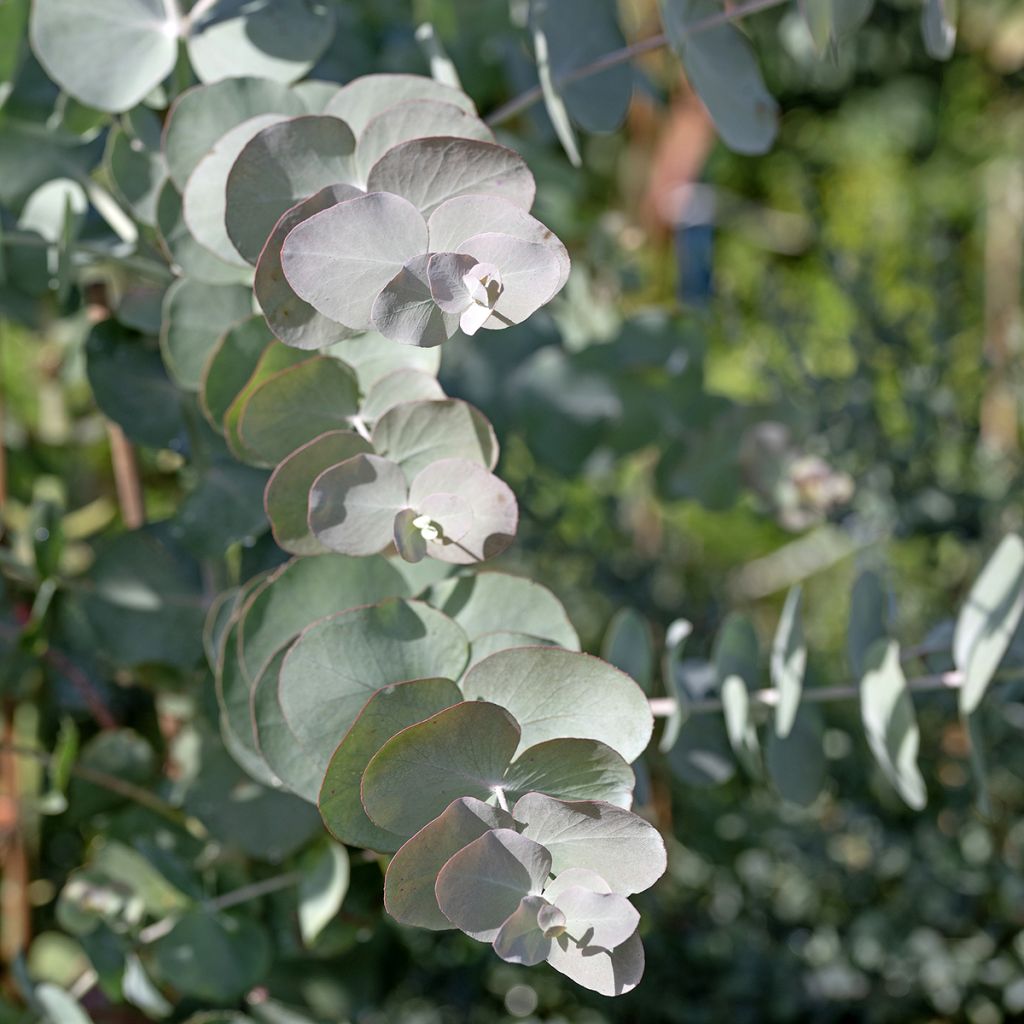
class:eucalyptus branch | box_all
[649,665,1024,718]
[486,0,790,127]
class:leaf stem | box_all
[486,0,790,127]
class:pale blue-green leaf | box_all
[254,184,364,349]
[355,99,493,183]
[372,399,498,482]
[765,705,825,807]
[280,191,428,330]
[799,0,834,55]
[36,983,92,1024]
[721,674,760,778]
[425,251,477,314]
[323,74,477,136]
[361,701,520,836]
[236,356,360,467]
[408,459,518,564]
[833,0,874,35]
[455,232,566,330]
[384,796,514,930]
[532,16,581,167]
[309,453,408,556]
[658,618,694,751]
[18,178,87,243]
[922,0,957,60]
[542,867,611,901]
[164,76,307,190]
[546,929,644,996]
[298,841,349,946]
[330,331,441,394]
[105,124,166,226]
[953,534,1024,715]
[183,113,288,267]
[122,953,173,1019]
[371,253,462,346]
[964,712,992,818]
[427,572,579,650]
[531,0,633,133]
[602,608,654,695]
[492,895,552,965]
[468,632,560,668]
[366,137,535,218]
[265,431,372,555]
[185,0,334,85]
[463,647,652,762]
[427,196,569,290]
[513,793,666,894]
[658,0,778,154]
[771,585,806,738]
[848,568,887,680]
[360,369,446,424]
[319,677,461,851]
[277,598,469,774]
[859,639,926,810]
[199,316,276,430]
[30,0,179,112]
[434,828,552,941]
[503,738,634,808]
[551,887,639,951]
[226,115,358,264]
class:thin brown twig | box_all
[486,0,790,126]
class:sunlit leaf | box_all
[921,0,957,60]
[298,841,349,946]
[771,586,806,738]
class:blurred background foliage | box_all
[3,0,1024,1022]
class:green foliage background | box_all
[2,1,1024,1022]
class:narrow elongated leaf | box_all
[922,0,957,60]
[434,828,552,941]
[463,647,652,762]
[384,796,514,930]
[319,677,462,851]
[298,841,349,946]
[513,793,666,895]
[771,586,806,738]
[281,192,428,330]
[659,0,778,154]
[226,115,358,264]
[859,640,926,810]
[954,534,1024,715]
[721,675,760,778]
[366,137,536,218]
[30,0,179,112]
[848,569,887,681]
[264,431,372,555]
[309,454,409,556]
[532,14,581,167]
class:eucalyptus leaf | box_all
[160,278,253,391]
[921,0,957,60]
[513,793,666,895]
[105,122,166,225]
[265,431,372,555]
[462,647,652,763]
[277,598,469,775]
[366,137,536,218]
[359,369,446,424]
[493,895,552,965]
[319,677,463,851]
[434,828,552,941]
[225,115,358,264]
[953,534,1024,715]
[309,453,409,556]
[331,331,441,394]
[30,0,179,112]
[35,983,92,1024]
[550,887,639,951]
[771,586,806,738]
[371,253,462,346]
[659,0,779,155]
[848,569,887,681]
[298,841,349,946]
[200,315,275,430]
[236,356,360,467]
[859,639,926,810]
[546,929,644,996]
[383,796,514,930]
[765,705,825,808]
[163,77,307,190]
[323,74,477,136]
[185,0,335,85]
[183,114,288,267]
[373,399,498,482]
[281,191,428,331]
[602,609,654,695]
